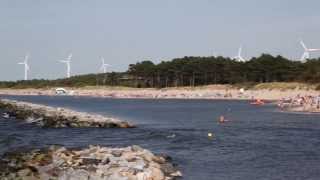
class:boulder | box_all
[0,145,182,180]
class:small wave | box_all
[25,116,43,124]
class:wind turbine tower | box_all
[300,40,320,61]
[18,53,30,80]
[234,45,246,62]
[100,57,111,73]
[59,53,72,78]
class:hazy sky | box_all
[1,0,320,81]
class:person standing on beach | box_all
[317,95,320,109]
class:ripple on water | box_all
[2,96,320,180]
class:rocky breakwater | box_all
[0,145,182,180]
[0,99,134,128]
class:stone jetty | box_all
[0,145,182,180]
[0,99,134,128]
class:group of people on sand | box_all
[278,94,320,109]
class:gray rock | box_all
[111,150,122,157]
[0,136,181,179]
[131,145,144,152]
[60,169,90,180]
[0,99,135,128]
[82,158,101,165]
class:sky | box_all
[0,0,320,81]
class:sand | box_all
[0,85,319,101]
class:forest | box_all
[1,54,320,88]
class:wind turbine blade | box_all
[306,52,310,59]
[24,53,29,62]
[309,49,320,52]
[60,60,68,63]
[238,46,242,56]
[301,52,306,61]
[68,53,72,61]
[301,52,309,61]
[300,40,308,50]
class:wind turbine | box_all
[100,57,111,73]
[300,40,320,61]
[234,45,246,62]
[212,50,218,57]
[18,53,30,80]
[59,53,72,78]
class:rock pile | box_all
[0,99,134,128]
[0,145,182,180]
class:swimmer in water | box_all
[218,115,229,123]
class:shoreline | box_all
[1,85,319,101]
[1,86,320,115]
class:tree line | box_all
[127,54,319,88]
[1,54,320,88]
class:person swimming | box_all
[218,115,229,123]
[250,99,265,105]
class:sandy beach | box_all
[0,84,319,101]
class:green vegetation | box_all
[0,73,127,89]
[1,54,320,89]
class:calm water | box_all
[1,95,320,180]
